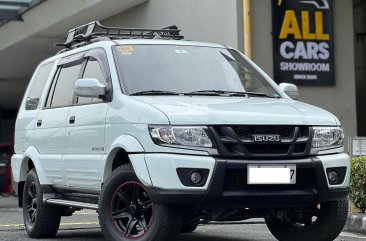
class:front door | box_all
[64,51,110,191]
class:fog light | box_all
[328,170,339,184]
[190,171,202,184]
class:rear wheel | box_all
[265,198,348,241]
[22,169,62,238]
[98,164,184,241]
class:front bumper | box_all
[131,153,350,208]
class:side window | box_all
[25,62,54,110]
[49,64,82,108]
[76,58,108,104]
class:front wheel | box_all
[98,165,184,241]
[265,198,348,241]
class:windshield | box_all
[114,44,281,98]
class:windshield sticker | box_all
[175,49,188,54]
[117,46,134,55]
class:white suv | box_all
[12,22,350,241]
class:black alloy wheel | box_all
[22,169,61,238]
[111,181,153,238]
[99,164,184,241]
[266,198,348,241]
[25,181,38,224]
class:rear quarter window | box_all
[25,62,54,110]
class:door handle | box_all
[69,116,75,124]
[36,119,42,127]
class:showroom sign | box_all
[272,0,335,85]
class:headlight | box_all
[311,127,344,153]
[149,126,213,148]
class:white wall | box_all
[250,0,357,147]
[103,0,239,49]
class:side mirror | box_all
[74,78,106,98]
[279,83,299,100]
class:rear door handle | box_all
[36,119,42,127]
[69,116,75,124]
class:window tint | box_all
[50,64,82,108]
[114,45,280,98]
[25,62,54,110]
[83,59,107,85]
[77,58,107,104]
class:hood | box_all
[132,96,339,126]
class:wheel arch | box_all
[19,146,50,184]
[103,135,151,186]
[17,146,50,207]
[103,147,131,183]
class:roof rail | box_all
[55,21,184,50]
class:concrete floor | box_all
[0,196,365,241]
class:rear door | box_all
[64,49,111,190]
[15,61,55,154]
[33,54,84,187]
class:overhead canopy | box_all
[0,0,44,25]
[0,0,147,109]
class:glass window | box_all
[45,69,59,108]
[50,64,82,108]
[77,58,107,104]
[114,45,280,98]
[25,62,54,110]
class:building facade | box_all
[0,0,364,149]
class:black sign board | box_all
[272,0,335,86]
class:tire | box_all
[265,198,348,241]
[22,169,62,238]
[181,223,199,233]
[98,164,184,241]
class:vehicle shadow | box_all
[54,229,104,240]
[177,233,251,241]
[53,229,249,241]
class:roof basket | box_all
[56,21,184,50]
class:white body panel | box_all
[64,103,108,189]
[144,154,216,190]
[33,108,69,186]
[317,153,351,188]
[131,96,338,126]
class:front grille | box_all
[210,126,312,158]
[232,126,295,141]
[223,168,316,192]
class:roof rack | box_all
[56,21,184,50]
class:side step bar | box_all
[44,198,98,210]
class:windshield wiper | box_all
[131,90,280,98]
[186,90,280,98]
[241,92,280,98]
[130,90,181,96]
[185,90,225,96]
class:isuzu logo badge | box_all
[252,134,281,142]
